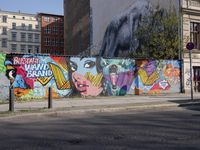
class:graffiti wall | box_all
[69,57,103,96]
[101,58,135,96]
[4,54,71,99]
[0,53,181,100]
[130,60,181,94]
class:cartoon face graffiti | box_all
[101,59,135,96]
[69,57,103,96]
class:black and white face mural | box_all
[90,0,179,57]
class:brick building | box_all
[38,13,64,55]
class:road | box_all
[0,105,200,150]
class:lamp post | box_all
[186,42,194,100]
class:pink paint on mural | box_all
[72,72,103,96]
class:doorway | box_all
[193,66,200,92]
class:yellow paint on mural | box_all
[85,72,103,87]
[49,63,71,90]
[138,68,159,86]
[37,76,53,86]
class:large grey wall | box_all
[90,0,179,56]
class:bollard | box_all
[48,87,52,109]
[9,87,14,112]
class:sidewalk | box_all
[0,93,200,118]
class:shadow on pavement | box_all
[169,99,200,112]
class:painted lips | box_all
[76,82,89,93]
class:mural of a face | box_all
[69,57,103,96]
[101,58,135,96]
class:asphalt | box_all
[0,93,200,119]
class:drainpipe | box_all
[179,0,185,93]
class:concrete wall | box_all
[0,53,181,100]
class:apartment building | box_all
[0,10,41,53]
[37,13,64,55]
[182,0,200,92]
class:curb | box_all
[2,100,199,120]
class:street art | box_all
[130,60,180,94]
[99,0,152,57]
[101,58,135,96]
[69,57,103,96]
[4,54,71,99]
[0,53,9,100]
[0,53,181,100]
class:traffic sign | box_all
[186,42,194,50]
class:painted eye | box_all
[84,61,95,68]
[70,61,77,72]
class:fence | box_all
[0,53,181,100]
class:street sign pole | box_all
[189,50,193,100]
[186,42,194,100]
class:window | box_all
[2,16,7,23]
[13,16,16,19]
[28,24,32,30]
[2,27,7,35]
[28,45,32,53]
[34,46,39,53]
[190,0,200,7]
[28,33,33,42]
[56,38,60,46]
[52,25,57,34]
[190,22,200,49]
[1,38,7,48]
[34,34,40,42]
[11,32,17,41]
[22,17,25,20]
[44,37,50,45]
[51,38,55,46]
[21,32,26,42]
[35,25,39,30]
[45,25,51,33]
[12,22,16,29]
[20,45,26,52]
[21,23,26,30]
[11,44,17,52]
[44,16,50,22]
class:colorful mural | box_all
[0,53,181,100]
[4,54,71,99]
[101,59,135,96]
[69,57,103,96]
[129,60,180,94]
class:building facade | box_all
[38,13,64,55]
[64,0,178,56]
[64,0,90,55]
[0,10,41,53]
[182,0,200,92]
[37,13,64,55]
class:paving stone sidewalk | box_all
[0,93,200,118]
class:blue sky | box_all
[0,0,64,15]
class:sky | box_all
[0,0,64,15]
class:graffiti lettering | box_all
[13,57,40,65]
[27,70,52,78]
